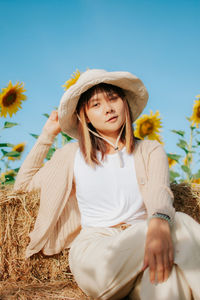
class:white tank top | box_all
[74,147,147,227]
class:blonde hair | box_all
[77,83,135,166]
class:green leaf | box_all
[181,165,191,175]
[4,151,21,158]
[169,170,180,183]
[3,175,15,184]
[196,140,200,146]
[186,117,192,122]
[190,126,196,131]
[177,139,188,148]
[3,122,18,129]
[43,113,49,118]
[1,149,8,156]
[30,133,39,139]
[171,130,185,137]
[46,147,56,160]
[176,139,188,154]
[0,143,14,148]
[192,170,200,179]
[61,131,72,141]
[187,150,195,154]
[13,167,20,173]
[167,153,181,162]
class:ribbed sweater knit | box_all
[14,129,175,258]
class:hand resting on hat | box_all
[43,110,61,137]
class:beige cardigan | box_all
[14,129,175,258]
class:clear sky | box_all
[0,0,199,172]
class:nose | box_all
[104,100,114,114]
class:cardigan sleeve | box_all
[145,141,176,223]
[14,129,59,192]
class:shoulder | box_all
[52,141,79,159]
[135,139,167,161]
[135,138,163,152]
[134,139,168,167]
[58,141,78,152]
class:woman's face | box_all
[84,90,126,139]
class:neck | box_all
[105,140,125,154]
[87,123,126,153]
[97,132,120,145]
[96,129,125,154]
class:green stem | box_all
[187,126,193,182]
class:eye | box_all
[110,96,118,101]
[92,102,100,107]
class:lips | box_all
[106,116,118,122]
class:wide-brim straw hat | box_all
[58,68,149,140]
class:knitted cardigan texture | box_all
[14,129,175,258]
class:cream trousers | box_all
[69,212,200,300]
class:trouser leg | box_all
[129,264,192,300]
[69,223,147,300]
[127,272,143,300]
[69,213,200,300]
[171,213,200,300]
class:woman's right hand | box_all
[43,110,61,137]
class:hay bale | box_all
[0,280,90,300]
[0,183,200,299]
[171,182,200,224]
[0,185,90,299]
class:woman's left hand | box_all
[142,218,174,284]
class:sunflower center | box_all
[197,106,200,118]
[15,146,24,152]
[2,90,17,107]
[139,120,154,137]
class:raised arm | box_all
[14,111,61,192]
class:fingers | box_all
[142,254,149,272]
[144,245,174,285]
[155,253,164,283]
[163,252,170,282]
[149,254,156,284]
[49,110,58,121]
[169,246,174,269]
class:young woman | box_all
[14,69,200,300]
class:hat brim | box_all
[58,69,148,140]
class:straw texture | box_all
[0,183,199,299]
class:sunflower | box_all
[134,110,163,144]
[0,81,27,118]
[191,178,200,184]
[168,156,177,168]
[63,69,81,90]
[190,94,200,128]
[8,142,26,161]
[0,169,16,182]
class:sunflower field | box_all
[134,94,200,184]
[0,71,200,186]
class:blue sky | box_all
[0,0,200,173]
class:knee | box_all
[69,247,108,298]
